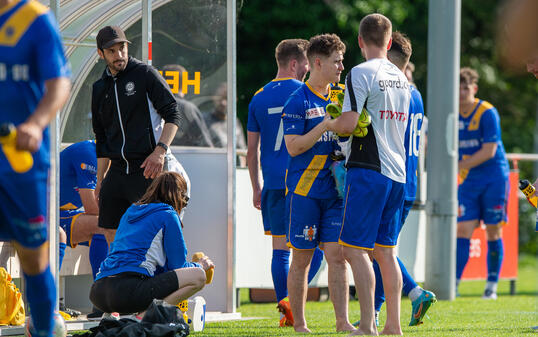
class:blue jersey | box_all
[60,141,97,210]
[403,85,424,201]
[247,78,302,189]
[459,98,509,182]
[95,203,200,280]
[282,82,338,199]
[0,0,70,174]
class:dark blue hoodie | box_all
[95,202,200,280]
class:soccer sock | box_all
[373,260,385,312]
[397,256,418,295]
[89,234,109,280]
[456,238,470,280]
[58,242,66,271]
[486,239,503,284]
[408,286,423,302]
[307,247,324,283]
[24,266,56,337]
[271,249,290,303]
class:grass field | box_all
[195,254,537,337]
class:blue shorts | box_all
[286,193,343,250]
[60,209,89,248]
[396,200,414,234]
[261,188,286,236]
[458,176,509,225]
[339,168,405,250]
[0,171,48,248]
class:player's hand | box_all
[533,178,538,197]
[252,188,261,210]
[141,147,165,179]
[16,121,42,153]
[197,255,214,271]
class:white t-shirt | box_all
[342,58,410,183]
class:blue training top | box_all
[0,0,70,174]
[95,203,200,280]
[60,140,97,210]
[458,98,509,182]
[247,78,303,190]
[404,85,424,201]
[282,82,339,199]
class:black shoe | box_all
[59,298,81,318]
[87,307,104,320]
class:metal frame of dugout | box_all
[0,2,238,334]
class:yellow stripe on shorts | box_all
[294,155,328,196]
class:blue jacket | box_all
[95,202,200,280]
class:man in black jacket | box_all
[92,26,181,244]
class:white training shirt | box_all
[342,57,410,183]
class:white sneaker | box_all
[482,289,497,300]
[186,296,206,332]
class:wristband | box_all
[156,142,168,152]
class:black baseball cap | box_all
[96,26,130,50]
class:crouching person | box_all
[89,171,214,314]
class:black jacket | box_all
[92,57,180,173]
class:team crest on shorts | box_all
[125,82,136,96]
[303,226,316,241]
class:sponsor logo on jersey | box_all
[379,110,407,122]
[378,78,409,91]
[80,162,97,173]
[305,107,325,119]
[459,139,480,148]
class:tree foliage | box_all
[237,0,537,251]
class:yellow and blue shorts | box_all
[286,193,343,250]
[60,209,88,248]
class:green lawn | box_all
[197,254,537,337]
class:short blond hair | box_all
[359,13,392,48]
[460,67,479,85]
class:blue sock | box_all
[58,242,66,271]
[398,256,418,295]
[456,238,470,280]
[487,239,503,282]
[271,249,290,302]
[24,266,56,337]
[373,260,385,312]
[307,247,324,283]
[89,234,109,280]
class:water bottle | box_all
[519,179,537,208]
[0,123,33,173]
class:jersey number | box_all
[268,106,284,151]
[408,113,423,157]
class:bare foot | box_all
[349,328,378,336]
[380,328,402,335]
[336,322,357,332]
[293,325,312,333]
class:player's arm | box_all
[95,157,110,201]
[17,77,71,152]
[79,189,99,215]
[458,142,497,170]
[141,122,178,179]
[247,131,262,209]
[326,110,359,135]
[284,115,331,157]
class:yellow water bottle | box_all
[519,179,537,208]
[0,123,33,173]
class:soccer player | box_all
[246,38,325,327]
[283,33,354,333]
[58,140,108,318]
[328,14,410,335]
[0,0,71,336]
[456,67,510,300]
[369,31,436,327]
